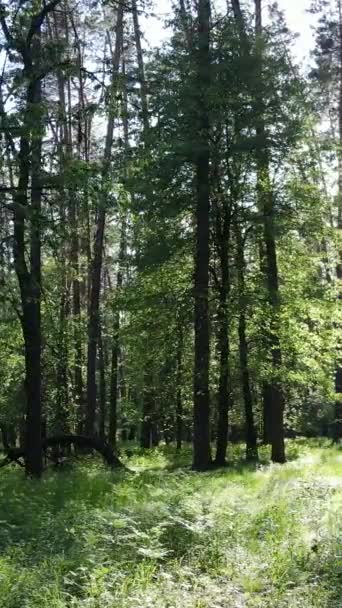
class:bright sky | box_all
[141,0,316,65]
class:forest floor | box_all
[0,440,341,608]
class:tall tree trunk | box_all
[176,324,183,450]
[109,217,126,446]
[255,0,285,463]
[132,0,149,136]
[334,0,342,441]
[109,314,119,446]
[140,371,154,449]
[235,223,258,461]
[214,208,231,466]
[54,28,72,434]
[26,51,43,476]
[193,0,212,470]
[108,55,129,447]
[7,21,45,477]
[69,97,84,427]
[85,4,124,435]
[55,285,70,433]
[259,241,272,445]
[71,197,84,424]
[0,424,9,450]
[229,0,284,462]
[262,384,272,444]
[86,209,106,435]
[51,7,85,430]
[98,322,107,441]
[132,5,162,451]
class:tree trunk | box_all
[132,0,149,136]
[85,4,124,435]
[176,324,183,450]
[258,171,285,462]
[193,0,212,471]
[86,208,106,435]
[71,198,84,425]
[229,0,285,462]
[236,223,258,461]
[214,208,231,466]
[109,203,127,448]
[259,242,272,445]
[255,0,285,463]
[109,312,120,446]
[51,8,85,430]
[214,291,230,466]
[334,0,342,442]
[10,28,44,477]
[98,322,107,441]
[108,53,129,446]
[55,286,70,433]
[262,383,272,444]
[132,3,162,451]
[26,59,43,476]
[141,381,154,449]
[0,424,9,450]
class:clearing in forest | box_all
[0,441,341,608]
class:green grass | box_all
[0,440,341,607]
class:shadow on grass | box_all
[313,540,342,607]
[0,461,128,561]
[0,440,334,558]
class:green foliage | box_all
[0,0,339,457]
[0,306,25,425]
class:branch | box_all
[27,0,62,45]
[0,5,13,45]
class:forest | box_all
[0,0,341,606]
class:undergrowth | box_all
[0,440,341,607]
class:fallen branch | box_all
[0,434,124,470]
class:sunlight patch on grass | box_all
[0,442,341,607]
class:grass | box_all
[0,440,341,607]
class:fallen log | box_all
[0,434,124,470]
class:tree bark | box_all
[259,241,272,445]
[193,0,212,471]
[108,55,129,447]
[2,434,124,469]
[334,0,342,441]
[109,310,120,446]
[132,0,149,136]
[235,223,258,461]
[26,48,43,476]
[85,4,124,435]
[98,322,107,441]
[229,0,285,462]
[176,324,183,450]
[214,207,231,466]
[55,286,70,433]
[6,22,45,477]
[86,209,106,434]
[109,235,126,446]
[255,0,285,463]
[140,375,154,449]
[132,5,162,450]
